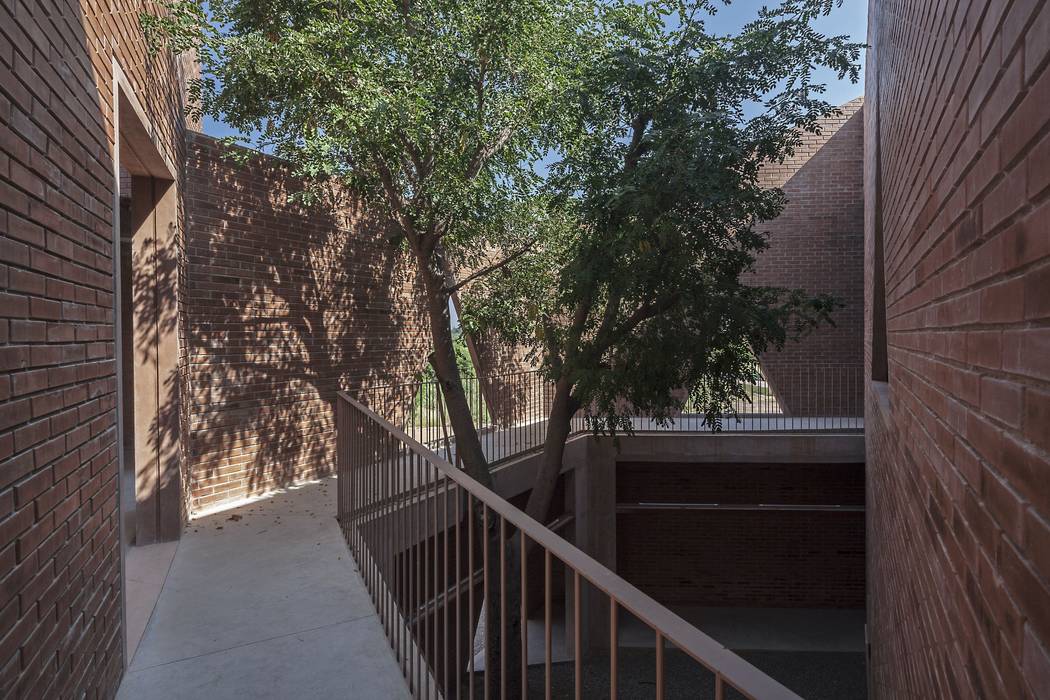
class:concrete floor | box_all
[529,607,867,699]
[117,478,409,700]
[124,540,178,662]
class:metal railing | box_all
[636,364,864,433]
[355,371,587,466]
[336,391,803,699]
[355,365,862,468]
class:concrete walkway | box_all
[117,478,409,700]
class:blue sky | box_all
[700,0,868,106]
[201,0,867,140]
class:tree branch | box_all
[563,294,594,368]
[465,125,514,180]
[375,159,415,244]
[588,291,682,359]
[623,112,652,172]
[444,238,538,293]
[541,315,563,373]
[593,288,623,348]
[617,291,681,337]
[397,132,430,186]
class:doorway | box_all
[113,72,182,666]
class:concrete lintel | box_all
[488,432,863,500]
[608,432,865,464]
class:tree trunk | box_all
[417,257,493,489]
[416,252,523,698]
[524,375,579,522]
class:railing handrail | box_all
[338,390,803,700]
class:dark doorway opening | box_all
[114,76,182,666]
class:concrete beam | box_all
[611,432,864,464]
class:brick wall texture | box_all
[0,1,189,698]
[751,97,865,417]
[866,1,1050,699]
[616,461,865,608]
[471,334,544,426]
[183,132,430,512]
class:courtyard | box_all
[2,0,1049,698]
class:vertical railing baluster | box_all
[362,417,368,573]
[609,601,617,699]
[573,572,581,700]
[444,476,450,698]
[655,630,664,700]
[367,419,374,593]
[368,414,375,597]
[396,440,405,680]
[380,432,387,635]
[482,505,490,700]
[382,430,390,638]
[468,491,476,700]
[415,452,423,698]
[431,463,439,700]
[455,484,462,700]
[521,532,529,698]
[500,517,507,700]
[352,410,359,561]
[545,549,552,700]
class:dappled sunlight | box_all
[178,134,432,512]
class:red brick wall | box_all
[183,132,430,512]
[866,1,1050,698]
[616,462,865,608]
[0,1,188,697]
[471,335,543,426]
[751,98,865,417]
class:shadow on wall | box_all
[752,101,866,418]
[159,134,430,512]
[1,0,191,695]
[472,339,547,427]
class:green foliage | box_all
[143,0,584,273]
[458,0,862,432]
[144,0,862,435]
[416,328,475,382]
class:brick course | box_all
[183,132,430,511]
[752,98,865,417]
[866,1,1050,698]
[0,1,188,697]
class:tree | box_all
[146,0,861,694]
[459,0,862,525]
[144,1,584,691]
[145,0,585,495]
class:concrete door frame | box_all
[111,59,182,670]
